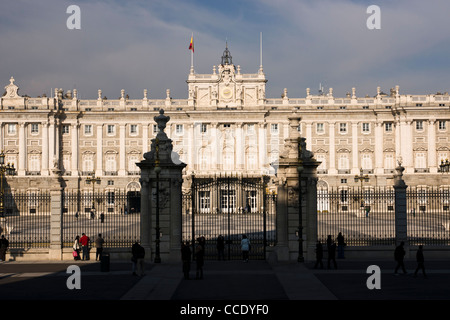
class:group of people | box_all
[181,234,252,280]
[72,233,105,261]
[314,233,346,269]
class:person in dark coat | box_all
[327,240,337,269]
[336,232,346,259]
[181,241,191,280]
[217,235,225,260]
[195,237,204,280]
[0,235,9,261]
[414,245,426,278]
[314,241,324,269]
[394,241,407,274]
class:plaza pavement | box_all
[1,256,449,303]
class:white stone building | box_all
[1,47,449,195]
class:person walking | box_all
[327,240,337,269]
[181,241,191,280]
[0,235,9,262]
[314,240,324,269]
[414,245,427,278]
[394,241,407,275]
[72,235,81,261]
[131,241,145,276]
[336,232,346,259]
[79,233,90,261]
[100,212,105,223]
[241,234,250,263]
[95,233,105,261]
[217,235,225,260]
[195,237,204,280]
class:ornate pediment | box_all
[3,77,20,99]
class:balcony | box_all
[414,168,430,173]
[127,171,140,176]
[26,171,41,176]
[104,171,118,176]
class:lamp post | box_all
[154,138,161,263]
[439,159,450,173]
[354,168,369,208]
[0,151,16,220]
[86,174,101,214]
[297,138,304,262]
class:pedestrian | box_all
[314,240,323,269]
[394,241,407,275]
[326,235,332,250]
[411,208,415,217]
[79,233,90,261]
[95,233,105,261]
[365,207,370,218]
[72,235,81,261]
[181,241,191,280]
[241,234,250,263]
[327,240,337,269]
[100,212,105,223]
[217,234,225,260]
[195,237,204,280]
[131,241,145,276]
[0,235,9,262]
[414,245,427,278]
[336,232,346,259]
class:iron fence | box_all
[62,191,141,248]
[317,187,396,246]
[1,192,51,249]
[182,176,277,260]
[407,187,450,245]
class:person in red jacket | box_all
[80,233,90,260]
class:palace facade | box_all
[1,47,449,196]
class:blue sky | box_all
[1,0,450,99]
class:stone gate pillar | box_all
[137,110,186,263]
[274,115,320,262]
[394,163,408,248]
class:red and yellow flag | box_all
[189,35,194,53]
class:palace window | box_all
[416,121,423,131]
[176,124,184,135]
[62,125,70,134]
[107,125,115,135]
[84,125,92,135]
[7,124,16,135]
[130,124,138,135]
[200,123,207,134]
[271,124,279,134]
[30,123,39,134]
[439,121,446,131]
[316,123,324,134]
[339,123,347,133]
[362,123,370,133]
[385,123,393,132]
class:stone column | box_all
[49,120,55,170]
[18,122,26,176]
[49,171,64,260]
[236,123,244,170]
[96,125,103,176]
[137,109,186,263]
[374,123,384,175]
[351,122,359,174]
[119,124,126,176]
[142,124,149,154]
[211,123,218,170]
[428,120,437,173]
[274,115,320,262]
[258,123,267,171]
[328,122,336,174]
[393,164,408,249]
[71,123,79,176]
[42,121,49,176]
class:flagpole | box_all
[190,33,194,74]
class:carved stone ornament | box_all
[4,77,20,98]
